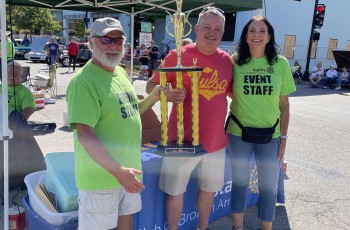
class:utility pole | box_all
[303,0,319,79]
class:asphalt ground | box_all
[1,60,350,230]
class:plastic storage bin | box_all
[44,152,78,213]
[22,195,78,230]
[32,73,49,87]
[24,170,78,226]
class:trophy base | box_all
[154,141,207,157]
[156,66,203,72]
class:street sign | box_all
[139,32,152,47]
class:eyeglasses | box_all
[92,36,125,45]
[201,6,224,14]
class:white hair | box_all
[7,60,23,75]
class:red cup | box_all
[9,206,26,230]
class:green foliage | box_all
[72,20,85,38]
[7,5,61,34]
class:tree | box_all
[72,20,85,38]
[7,6,61,35]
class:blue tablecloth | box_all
[135,142,285,230]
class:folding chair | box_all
[21,66,31,85]
[29,64,57,99]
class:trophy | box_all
[156,0,205,157]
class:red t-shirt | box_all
[68,42,79,56]
[152,43,232,153]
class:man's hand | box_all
[114,167,145,193]
[167,87,186,104]
[148,85,166,102]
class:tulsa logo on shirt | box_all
[189,67,229,101]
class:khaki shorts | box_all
[78,188,141,230]
[159,148,226,196]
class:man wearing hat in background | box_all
[322,64,338,89]
[66,17,162,230]
[0,30,15,80]
[67,37,79,72]
[309,61,324,88]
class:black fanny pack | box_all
[225,114,279,144]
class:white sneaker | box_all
[335,87,340,90]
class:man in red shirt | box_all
[67,37,79,72]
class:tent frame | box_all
[1,0,261,228]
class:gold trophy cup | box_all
[156,0,205,156]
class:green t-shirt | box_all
[0,38,15,60]
[0,84,35,114]
[66,60,142,190]
[227,55,296,138]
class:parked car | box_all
[28,37,51,63]
[14,42,31,60]
[29,38,65,63]
[59,43,92,67]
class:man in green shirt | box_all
[0,31,15,81]
[66,17,162,230]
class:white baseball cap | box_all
[90,17,126,37]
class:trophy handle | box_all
[184,21,192,37]
[165,11,175,38]
[184,12,193,37]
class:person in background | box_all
[335,67,350,90]
[226,15,296,230]
[291,60,302,84]
[147,40,159,78]
[0,31,15,80]
[309,61,324,88]
[146,6,232,230]
[66,17,162,230]
[124,42,132,76]
[322,65,338,89]
[22,36,30,46]
[182,37,193,46]
[47,37,59,65]
[139,49,149,78]
[67,37,79,73]
[140,44,146,54]
[0,61,35,120]
[134,46,140,57]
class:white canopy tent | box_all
[1,0,262,228]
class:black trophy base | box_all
[154,141,207,157]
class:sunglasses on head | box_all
[92,36,125,45]
[201,6,224,14]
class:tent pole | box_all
[130,7,135,84]
[1,0,10,229]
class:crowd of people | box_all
[307,61,350,89]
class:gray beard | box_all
[90,43,125,69]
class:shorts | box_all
[78,188,141,230]
[125,61,131,65]
[159,148,226,196]
[140,65,148,70]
